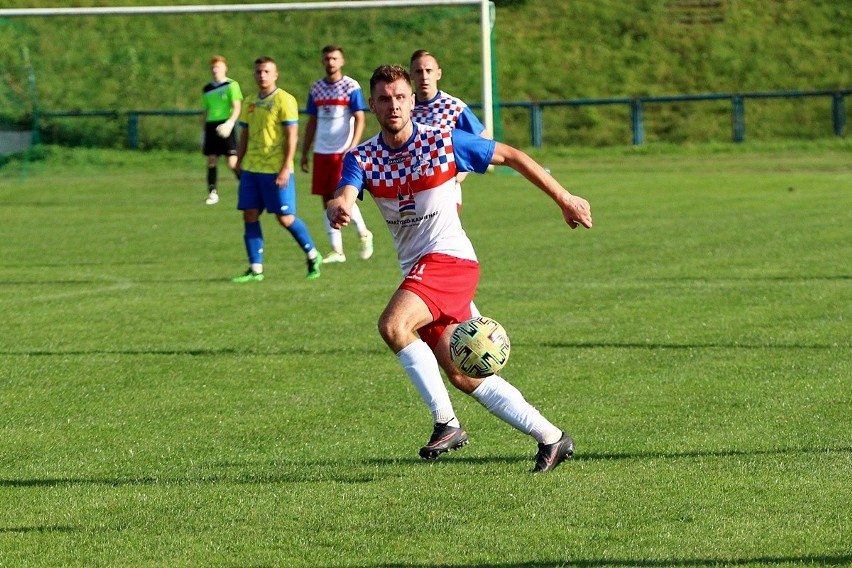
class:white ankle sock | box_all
[471,375,562,444]
[324,215,343,253]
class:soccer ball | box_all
[449,316,511,378]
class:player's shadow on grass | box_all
[4,447,848,489]
[0,463,397,489]
[0,525,78,534]
[364,444,851,469]
[576,445,852,462]
[0,276,247,285]
[647,274,851,282]
[1,347,387,357]
[1,348,244,357]
[539,341,841,350]
[353,554,852,568]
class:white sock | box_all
[397,340,457,426]
[324,215,343,253]
[250,263,263,274]
[349,202,369,236]
[471,375,562,444]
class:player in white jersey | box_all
[410,49,495,323]
[300,45,374,264]
[409,49,492,209]
[328,65,593,473]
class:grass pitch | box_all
[0,142,850,567]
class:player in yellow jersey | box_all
[233,56,322,281]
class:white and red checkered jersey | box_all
[339,123,495,273]
[411,90,486,135]
[305,75,368,154]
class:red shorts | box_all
[398,253,480,349]
[311,152,345,196]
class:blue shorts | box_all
[238,171,298,215]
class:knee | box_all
[443,362,483,395]
[377,313,397,348]
[277,214,294,228]
[377,312,412,353]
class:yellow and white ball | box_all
[450,317,511,378]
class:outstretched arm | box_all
[326,184,359,229]
[490,142,592,229]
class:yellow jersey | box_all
[240,88,299,173]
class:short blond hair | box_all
[410,49,440,68]
[210,55,227,66]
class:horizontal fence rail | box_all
[492,89,850,147]
[41,89,849,149]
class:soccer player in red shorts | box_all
[328,65,593,473]
[300,45,374,264]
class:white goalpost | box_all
[0,0,495,136]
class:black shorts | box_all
[203,121,238,156]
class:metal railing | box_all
[42,89,849,149]
[497,89,850,147]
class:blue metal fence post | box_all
[832,92,846,137]
[631,99,645,145]
[530,103,543,148]
[731,96,745,142]
[127,112,139,149]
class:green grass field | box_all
[0,142,850,567]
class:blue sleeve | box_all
[337,151,367,199]
[456,107,486,136]
[452,129,495,174]
[349,88,368,112]
[305,93,317,116]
